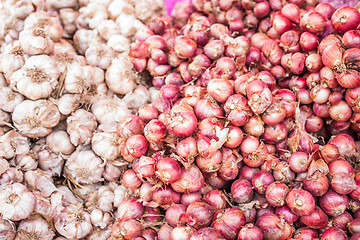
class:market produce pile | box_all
[1,0,360,239]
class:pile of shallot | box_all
[1,0,360,239]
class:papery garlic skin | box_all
[86,185,114,212]
[85,44,115,69]
[91,96,130,125]
[91,132,121,161]
[13,153,38,171]
[113,185,131,208]
[10,55,59,100]
[54,94,81,115]
[48,0,78,9]
[0,109,11,127]
[107,34,131,54]
[0,168,24,185]
[0,217,16,240]
[90,209,112,229]
[12,100,61,138]
[24,169,58,197]
[86,226,112,240]
[67,109,97,146]
[0,158,10,175]
[24,11,63,42]
[103,162,124,182]
[64,148,104,184]
[0,87,24,113]
[0,41,26,78]
[123,85,151,111]
[35,145,64,176]
[46,130,75,155]
[105,57,136,94]
[0,130,30,159]
[64,62,93,94]
[19,28,54,55]
[0,183,36,221]
[55,204,93,239]
[33,191,54,218]
[51,40,83,73]
[15,218,55,240]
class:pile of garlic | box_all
[0,0,165,239]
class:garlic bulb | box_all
[86,185,114,212]
[107,34,131,54]
[0,87,24,113]
[115,14,144,39]
[19,28,54,55]
[54,93,81,115]
[4,0,34,19]
[33,191,54,218]
[24,11,63,42]
[107,0,134,19]
[24,169,57,197]
[0,158,10,175]
[113,185,131,208]
[91,132,122,161]
[90,209,112,229]
[87,226,112,240]
[64,62,93,94]
[10,55,59,100]
[51,40,83,73]
[0,130,30,159]
[13,153,38,171]
[47,0,78,9]
[103,162,124,182]
[91,95,131,125]
[0,41,25,78]
[133,0,165,22]
[54,204,92,239]
[46,130,75,155]
[73,29,96,55]
[64,148,104,184]
[97,20,120,41]
[79,3,108,30]
[105,57,136,94]
[15,218,55,240]
[0,217,16,240]
[0,183,36,221]
[66,109,97,146]
[122,85,151,111]
[85,44,115,69]
[35,146,64,176]
[0,109,11,127]
[12,100,61,138]
[59,8,78,37]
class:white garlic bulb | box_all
[105,57,136,95]
[24,169,58,197]
[13,153,38,171]
[107,34,131,54]
[10,55,59,100]
[90,209,111,229]
[64,148,104,184]
[0,41,25,78]
[0,130,30,159]
[12,100,61,138]
[85,44,115,69]
[0,87,24,113]
[64,62,93,94]
[15,218,55,240]
[66,109,97,146]
[0,217,16,240]
[86,185,114,212]
[86,226,112,240]
[0,183,36,221]
[91,131,122,161]
[54,93,81,115]
[54,204,93,239]
[46,130,75,155]
[19,28,54,55]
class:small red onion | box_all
[211,207,246,239]
[252,170,275,194]
[186,201,215,229]
[165,204,187,227]
[275,205,299,223]
[320,227,348,240]
[265,182,290,207]
[331,6,360,33]
[256,213,292,240]
[299,206,328,229]
[286,189,315,216]
[231,179,253,204]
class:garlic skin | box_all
[79,3,108,30]
[12,100,61,138]
[123,85,151,111]
[59,8,78,37]
[66,109,97,146]
[0,183,36,221]
[13,153,38,171]
[0,130,30,159]
[107,34,131,54]
[54,94,81,115]
[10,55,59,100]
[46,130,75,155]
[35,145,64,176]
[15,218,55,240]
[0,217,16,240]
[97,20,120,41]
[64,148,104,184]
[48,0,78,9]
[0,168,24,185]
[19,28,54,55]
[73,29,96,55]
[0,87,24,113]
[87,226,112,240]
[0,41,26,78]
[24,169,58,197]
[107,0,134,19]
[0,110,11,127]
[103,162,124,182]
[116,14,144,39]
[85,44,115,69]
[91,132,121,161]
[4,0,34,19]
[105,57,136,94]
[64,62,93,94]
[86,185,114,212]
[33,191,54,218]
[24,11,63,42]
[90,209,112,229]
[55,204,93,239]
[0,158,10,175]
[133,0,165,22]
[51,40,83,73]
[91,96,131,125]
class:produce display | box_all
[0,0,360,239]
